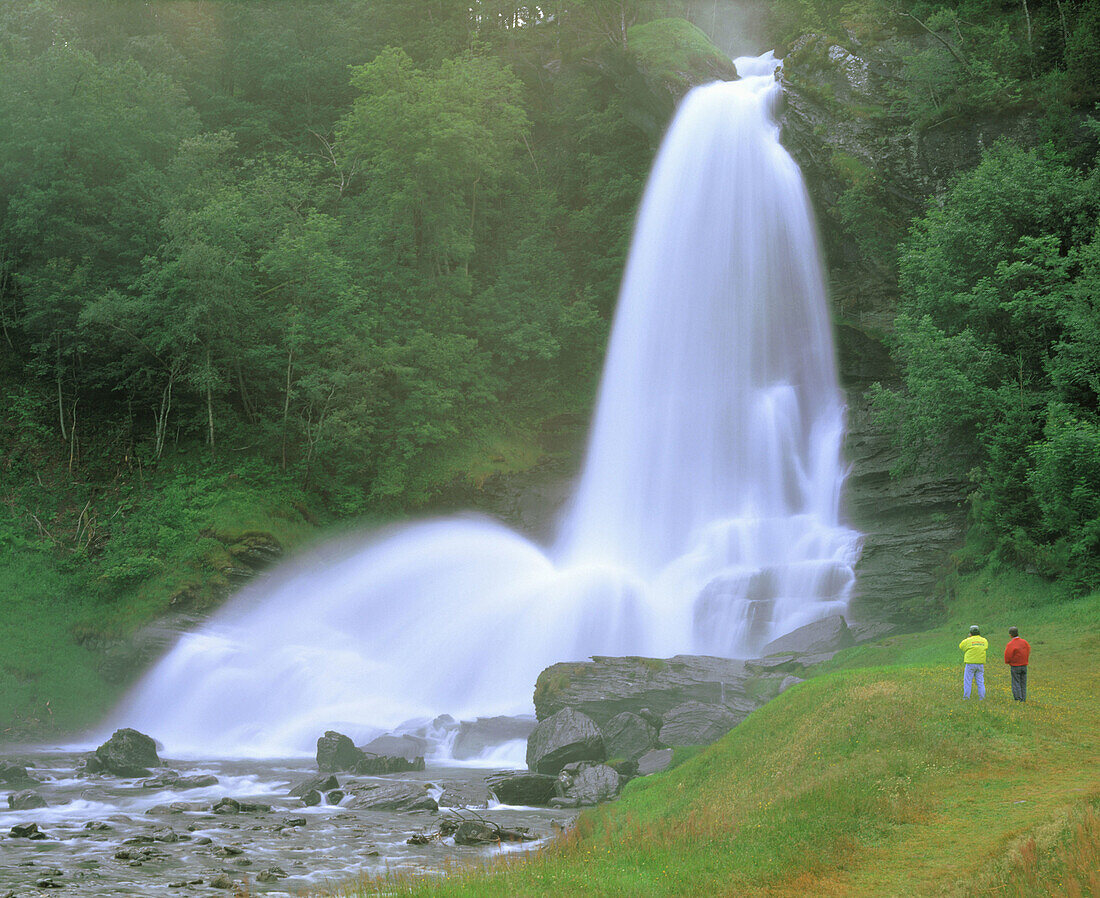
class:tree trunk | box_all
[68,398,78,474]
[56,335,68,443]
[206,348,216,452]
[282,348,294,472]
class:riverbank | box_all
[340,569,1099,896]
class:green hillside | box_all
[352,571,1099,897]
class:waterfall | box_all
[103,52,862,758]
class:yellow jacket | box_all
[959,635,988,664]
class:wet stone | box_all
[210,873,236,890]
[7,790,48,811]
[10,823,47,839]
[288,774,339,797]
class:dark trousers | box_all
[1010,665,1027,701]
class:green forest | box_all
[2,0,1099,737]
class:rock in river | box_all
[485,771,558,806]
[360,734,427,760]
[526,708,606,775]
[353,755,425,775]
[92,728,160,777]
[316,730,365,772]
[347,782,438,812]
[0,761,39,786]
[451,716,537,760]
[289,774,339,798]
[7,790,48,810]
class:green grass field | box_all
[340,570,1100,897]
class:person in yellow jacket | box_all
[959,625,988,699]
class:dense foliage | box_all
[771,0,1100,120]
[0,0,717,522]
[874,139,1100,588]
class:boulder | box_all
[658,701,739,747]
[533,655,758,726]
[353,754,425,775]
[779,675,804,693]
[289,775,339,798]
[0,762,38,786]
[452,820,535,845]
[526,708,606,775]
[360,734,427,761]
[555,763,621,807]
[10,822,48,839]
[348,782,438,812]
[93,728,160,777]
[601,711,658,761]
[437,782,492,809]
[7,790,48,810]
[636,748,673,776]
[451,716,537,760]
[211,797,240,815]
[316,731,365,772]
[301,790,321,807]
[326,790,345,805]
[485,771,558,806]
[607,758,639,780]
[452,820,500,846]
[760,615,854,658]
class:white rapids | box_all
[102,52,862,758]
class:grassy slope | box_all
[345,571,1099,897]
[0,461,320,737]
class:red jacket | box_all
[1005,637,1030,666]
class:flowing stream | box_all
[100,52,862,760]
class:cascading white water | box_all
[103,52,862,758]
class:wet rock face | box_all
[360,734,427,761]
[602,712,659,761]
[526,708,606,775]
[0,762,38,786]
[92,729,160,777]
[354,755,425,776]
[485,771,558,807]
[451,716,537,760]
[658,702,739,747]
[761,615,854,657]
[636,748,674,777]
[347,782,438,812]
[7,789,48,810]
[533,655,758,726]
[316,731,365,773]
[553,763,622,808]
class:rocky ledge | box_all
[517,614,886,807]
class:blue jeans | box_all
[963,663,985,699]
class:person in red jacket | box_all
[1004,626,1031,702]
